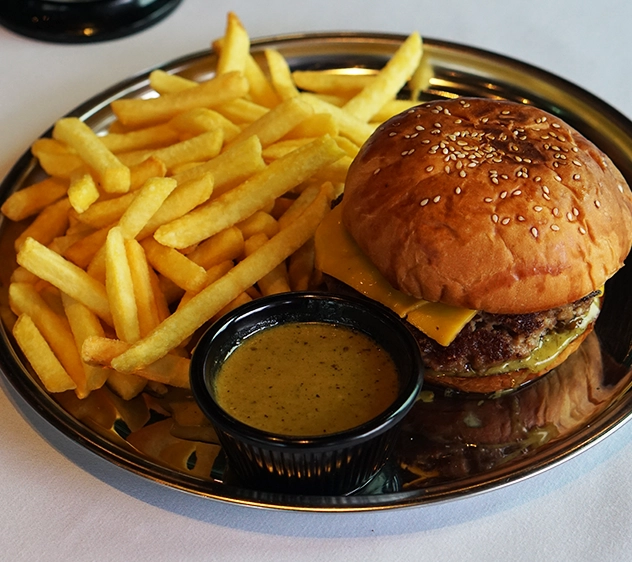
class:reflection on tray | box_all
[47,330,632,494]
[397,332,632,489]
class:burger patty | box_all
[413,292,599,376]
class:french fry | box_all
[262,138,314,161]
[13,314,77,393]
[292,70,376,95]
[148,69,197,95]
[186,226,244,269]
[215,98,268,124]
[105,226,140,343]
[141,237,208,292]
[288,238,316,291]
[154,135,344,248]
[117,177,177,240]
[300,93,375,146]
[244,233,291,295]
[106,370,147,400]
[137,173,214,238]
[265,48,299,100]
[111,72,248,127]
[244,53,280,108]
[111,182,333,372]
[10,282,88,397]
[14,197,71,251]
[236,211,279,239]
[119,129,223,170]
[216,12,250,76]
[31,139,84,178]
[170,135,265,195]
[277,184,321,230]
[129,156,168,191]
[1,177,68,221]
[169,107,240,141]
[177,259,234,309]
[68,171,99,214]
[227,96,314,148]
[60,291,110,393]
[53,117,131,193]
[342,32,422,121]
[82,336,190,388]
[63,226,110,269]
[100,123,180,153]
[73,192,137,229]
[17,238,112,325]
[125,239,161,337]
[409,53,432,101]
[283,112,338,140]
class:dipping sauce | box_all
[214,322,400,436]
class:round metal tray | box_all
[1,33,632,512]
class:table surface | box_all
[2,1,632,560]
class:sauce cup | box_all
[190,291,424,495]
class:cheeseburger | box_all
[315,97,632,393]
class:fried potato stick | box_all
[111,183,332,372]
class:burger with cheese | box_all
[315,97,632,393]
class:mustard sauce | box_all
[214,322,400,436]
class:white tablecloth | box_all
[2,1,632,560]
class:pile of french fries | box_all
[1,13,427,404]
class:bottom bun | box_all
[424,325,595,394]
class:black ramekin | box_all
[189,291,423,495]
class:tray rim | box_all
[1,31,632,512]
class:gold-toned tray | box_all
[1,33,632,512]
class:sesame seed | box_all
[542,185,550,194]
[534,206,543,212]
[595,200,601,209]
[444,165,451,173]
[555,175,562,181]
[572,160,582,166]
[552,122,561,129]
[501,110,511,115]
[512,190,522,196]
[491,177,499,184]
[531,227,539,238]
[573,207,580,216]
[567,212,574,221]
[543,193,551,201]
[459,170,467,178]
[492,214,499,223]
[434,122,442,128]
[553,207,560,217]
[501,217,511,225]
[573,174,581,180]
[425,165,434,173]
[551,224,560,231]
[373,168,381,175]
[517,215,526,222]
[618,184,625,193]
[433,195,441,203]
[389,132,397,137]
[579,227,587,235]
[455,186,462,195]
[484,197,493,203]
[500,191,508,199]
[415,125,425,131]
[420,198,429,206]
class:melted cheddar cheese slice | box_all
[314,204,477,346]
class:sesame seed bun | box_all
[342,98,632,314]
